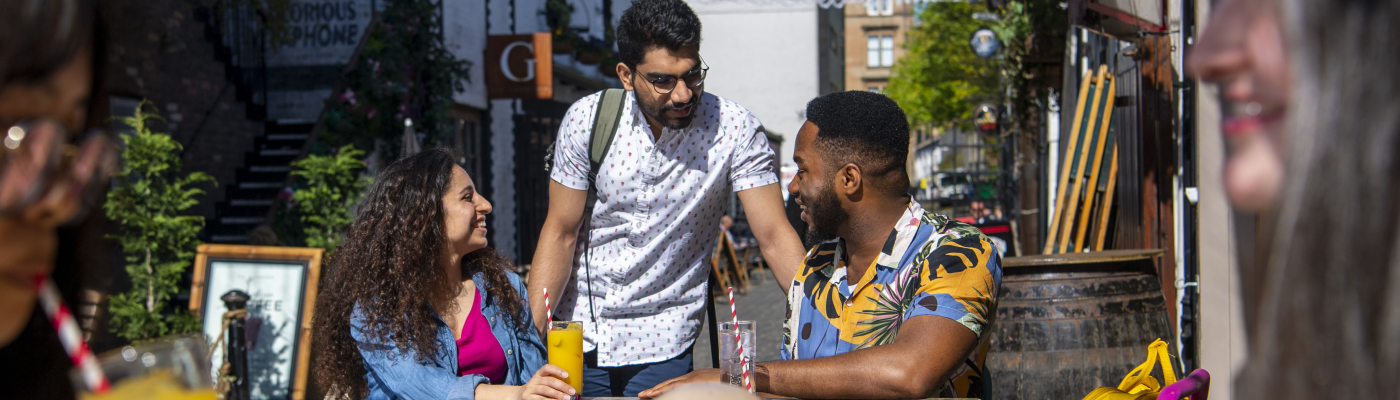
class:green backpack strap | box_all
[578,88,625,329]
[588,88,627,180]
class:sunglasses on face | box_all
[0,119,117,219]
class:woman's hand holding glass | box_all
[515,364,576,400]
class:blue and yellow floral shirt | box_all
[780,200,1002,398]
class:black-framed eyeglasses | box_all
[0,119,116,218]
[639,56,709,95]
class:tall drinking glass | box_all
[71,336,216,400]
[719,320,756,393]
[548,321,584,396]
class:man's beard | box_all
[637,91,700,130]
[802,184,847,248]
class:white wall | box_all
[686,0,820,173]
[445,0,488,109]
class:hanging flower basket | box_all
[577,50,604,65]
[553,38,575,54]
[598,54,620,78]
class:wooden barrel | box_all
[986,250,1176,400]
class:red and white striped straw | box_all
[543,288,551,325]
[726,287,751,392]
[36,276,109,393]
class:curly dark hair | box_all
[805,91,912,197]
[312,148,526,398]
[617,0,702,69]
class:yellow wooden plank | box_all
[1094,144,1121,251]
[1073,73,1117,250]
[1057,65,1111,253]
[1043,69,1097,254]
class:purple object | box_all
[1157,369,1210,400]
[244,316,263,349]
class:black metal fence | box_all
[199,2,269,119]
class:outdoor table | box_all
[585,394,980,397]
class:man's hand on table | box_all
[638,368,725,398]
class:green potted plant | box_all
[103,100,211,342]
[598,52,620,77]
[546,0,576,54]
[576,37,608,65]
[553,30,578,55]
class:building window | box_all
[868,86,882,93]
[448,106,484,179]
[867,35,894,68]
[866,0,893,16]
[456,119,481,178]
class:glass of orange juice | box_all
[548,321,584,397]
[72,336,217,400]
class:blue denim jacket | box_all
[351,271,547,400]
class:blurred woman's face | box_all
[1187,0,1291,212]
[0,49,93,346]
[442,166,493,267]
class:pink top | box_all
[455,290,508,382]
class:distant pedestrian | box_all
[526,0,807,396]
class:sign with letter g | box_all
[487,33,553,99]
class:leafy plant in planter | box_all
[104,100,212,342]
[553,30,579,55]
[598,53,620,77]
[289,145,371,258]
[546,0,574,37]
[319,0,470,161]
[576,37,609,65]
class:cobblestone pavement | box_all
[693,268,789,369]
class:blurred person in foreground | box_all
[0,1,116,398]
[642,91,1002,399]
[312,149,571,400]
[528,0,805,396]
[1190,0,1400,398]
[1187,0,1292,340]
[0,0,114,349]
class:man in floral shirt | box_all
[643,91,1002,399]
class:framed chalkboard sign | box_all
[190,245,324,400]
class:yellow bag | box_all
[1081,339,1178,400]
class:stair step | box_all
[220,216,265,225]
[266,122,315,134]
[259,148,300,156]
[230,199,274,207]
[248,165,291,173]
[211,235,249,243]
[266,133,308,141]
[239,182,283,189]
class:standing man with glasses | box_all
[527,0,806,396]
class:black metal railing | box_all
[199,2,269,119]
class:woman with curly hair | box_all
[313,149,573,400]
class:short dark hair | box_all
[616,0,702,69]
[805,91,911,197]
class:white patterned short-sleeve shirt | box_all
[549,90,778,366]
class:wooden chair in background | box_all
[711,230,750,293]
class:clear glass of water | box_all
[718,320,756,393]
